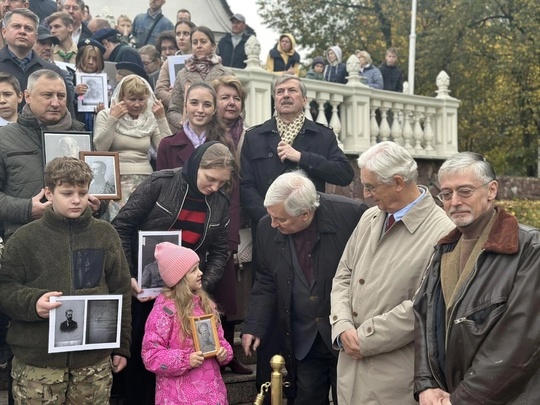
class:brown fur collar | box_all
[438,206,519,255]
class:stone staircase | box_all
[223,331,258,405]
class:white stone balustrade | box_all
[233,38,459,159]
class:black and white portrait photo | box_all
[51,299,84,349]
[60,308,78,332]
[197,321,216,353]
[76,72,108,112]
[168,54,190,86]
[42,132,92,165]
[80,152,121,199]
[190,314,220,358]
[137,231,182,298]
[49,295,122,353]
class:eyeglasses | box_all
[362,181,390,194]
[142,60,158,66]
[436,181,492,202]
[363,184,379,194]
[62,5,80,11]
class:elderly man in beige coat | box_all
[330,141,454,404]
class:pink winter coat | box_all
[142,294,233,404]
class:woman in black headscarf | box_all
[111,141,237,405]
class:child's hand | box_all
[216,347,227,363]
[190,351,204,368]
[36,291,62,318]
[111,355,127,373]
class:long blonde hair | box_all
[162,276,218,340]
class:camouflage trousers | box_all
[11,356,112,404]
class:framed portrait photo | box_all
[76,72,108,112]
[48,295,122,353]
[168,54,190,86]
[137,230,182,298]
[79,151,121,200]
[190,314,220,358]
[42,131,92,166]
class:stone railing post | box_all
[434,71,460,157]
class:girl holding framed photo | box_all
[111,141,236,404]
[142,242,232,404]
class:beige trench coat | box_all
[330,187,454,405]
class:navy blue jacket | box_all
[324,63,348,84]
[0,46,76,116]
[217,32,252,69]
[240,118,354,222]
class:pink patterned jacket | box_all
[142,294,233,404]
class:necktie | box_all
[385,214,395,232]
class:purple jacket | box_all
[142,294,233,404]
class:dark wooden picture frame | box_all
[190,314,220,358]
[79,151,121,200]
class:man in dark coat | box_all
[242,171,367,404]
[0,69,103,239]
[240,75,354,401]
[0,9,75,115]
[59,309,78,332]
[217,13,253,69]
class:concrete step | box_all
[223,363,257,404]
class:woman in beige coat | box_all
[166,26,233,133]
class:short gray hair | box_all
[438,152,496,183]
[27,69,65,93]
[272,75,307,98]
[264,171,320,217]
[358,141,418,184]
[3,9,39,29]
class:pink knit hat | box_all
[154,242,200,287]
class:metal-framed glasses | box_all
[362,184,380,194]
[437,181,492,202]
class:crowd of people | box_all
[0,2,539,405]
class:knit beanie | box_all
[155,242,200,287]
[312,56,325,69]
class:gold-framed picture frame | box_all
[190,313,220,358]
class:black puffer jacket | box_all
[111,168,230,292]
[0,112,85,238]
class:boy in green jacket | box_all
[0,157,131,403]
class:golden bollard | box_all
[270,355,285,405]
